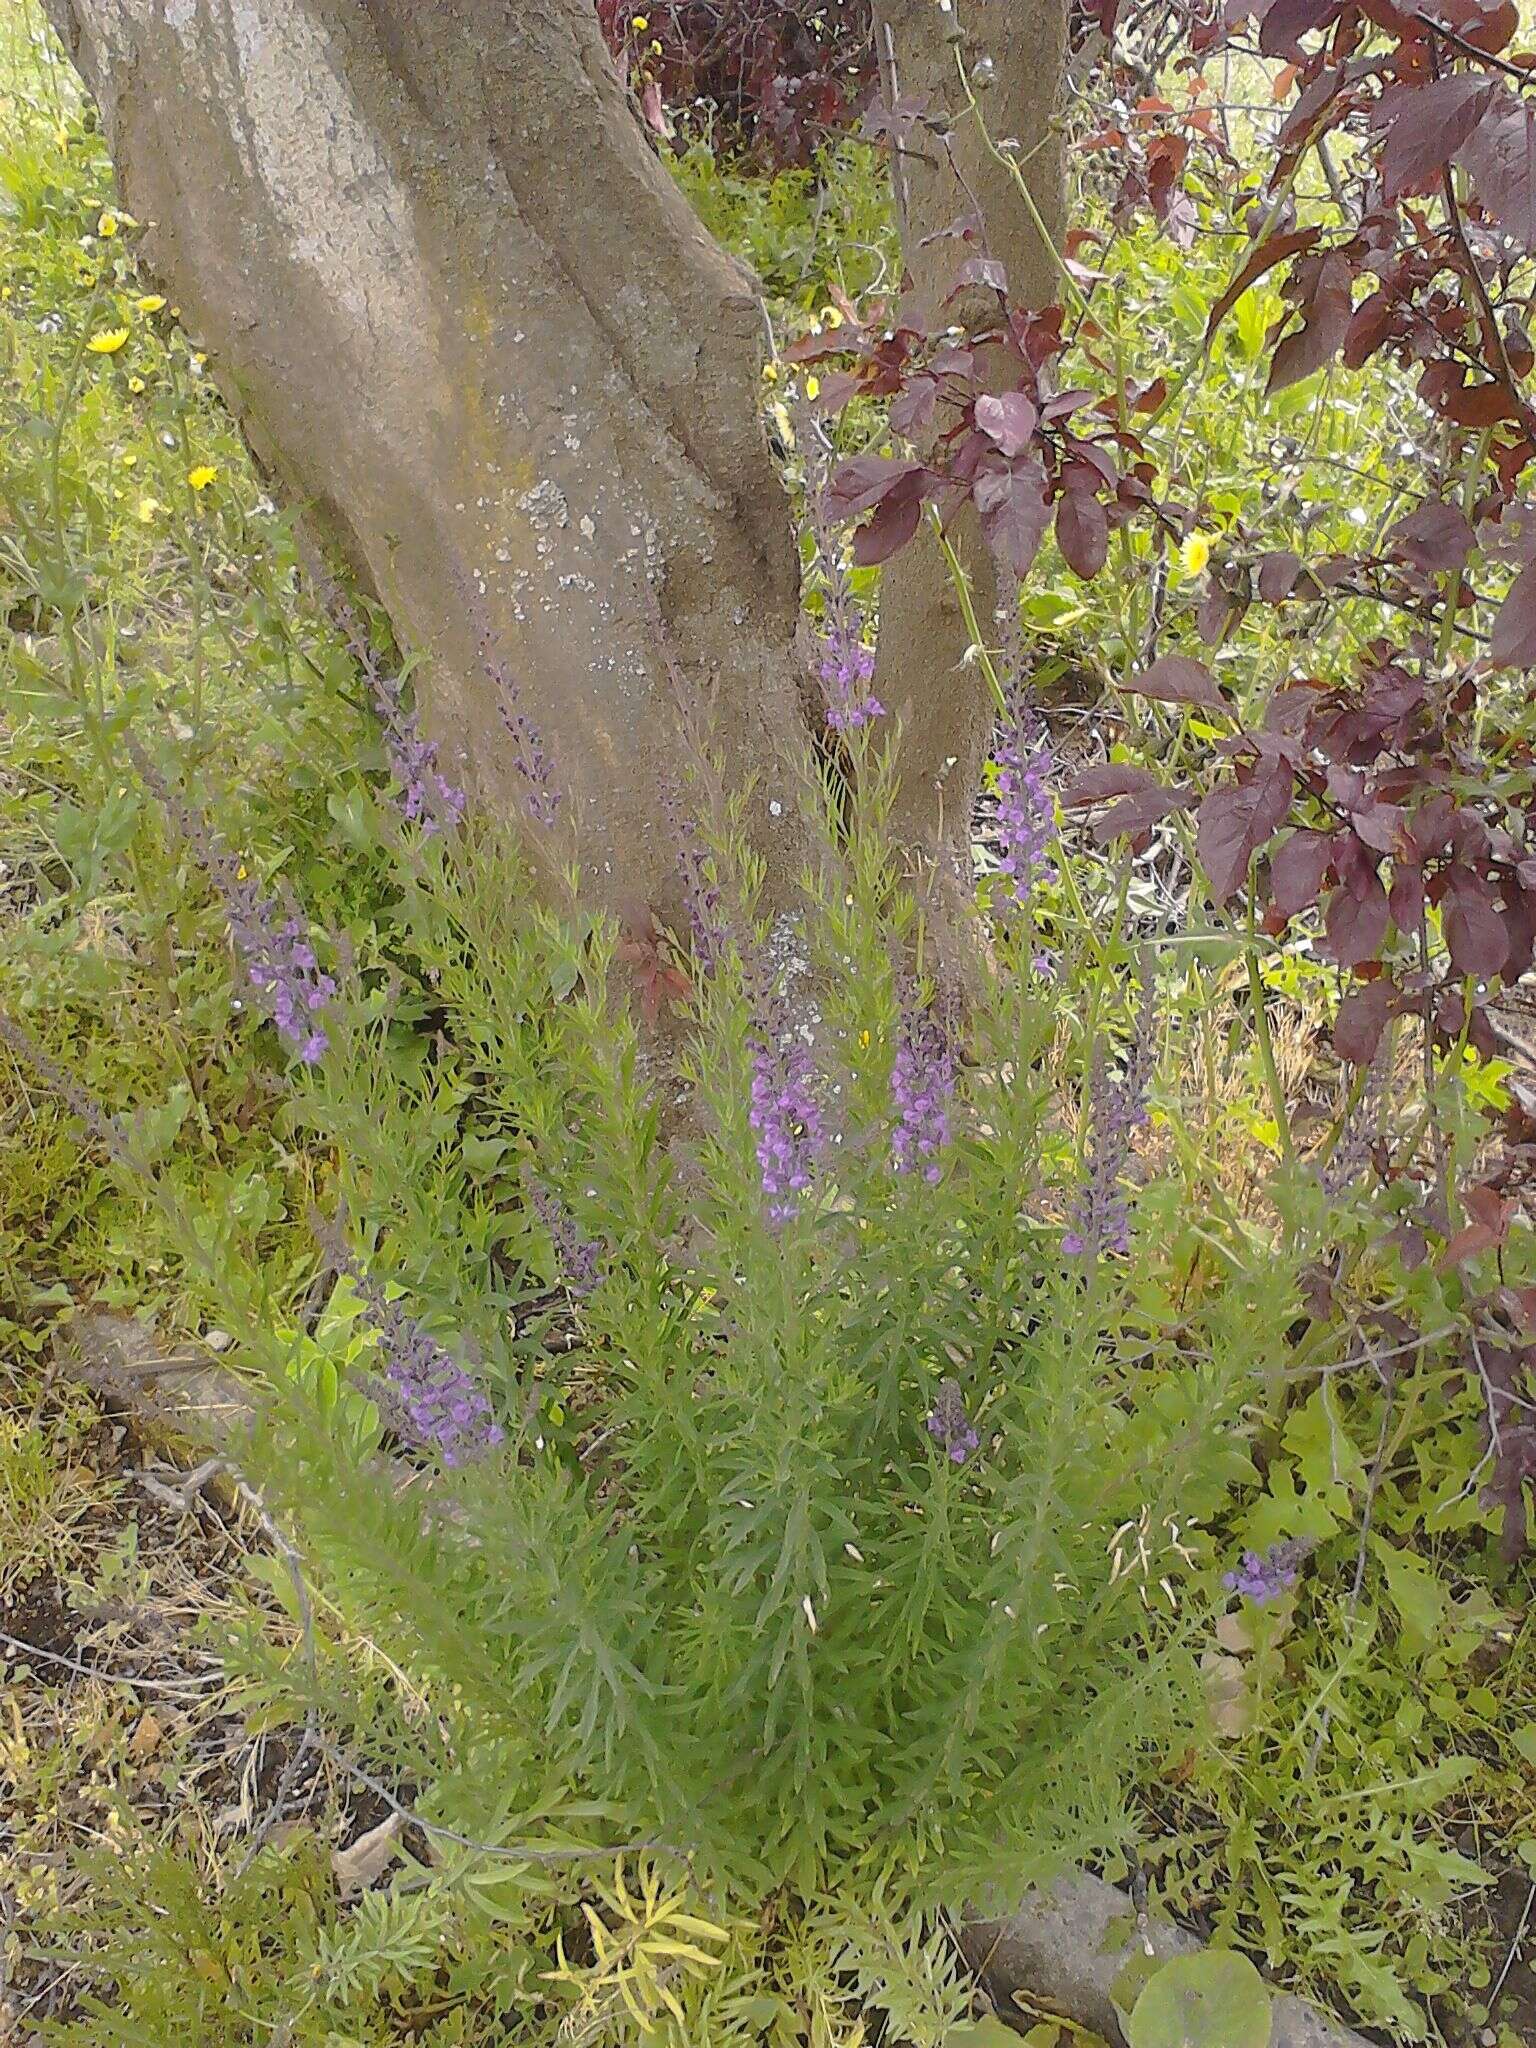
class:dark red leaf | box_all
[1125,654,1226,709]
[1491,554,1536,667]
[1197,765,1295,903]
[1257,550,1303,602]
[1062,764,1164,806]
[1268,827,1335,917]
[1387,500,1476,576]
[852,485,925,566]
[1460,93,1536,252]
[1335,977,1398,1065]
[1092,787,1191,842]
[1443,865,1510,979]
[1204,228,1320,343]
[825,454,923,522]
[1056,487,1109,579]
[1324,872,1390,968]
[1258,0,1341,60]
[974,392,1039,458]
[1377,76,1499,198]
[1268,255,1353,394]
[974,458,1051,580]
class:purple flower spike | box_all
[891,985,954,1183]
[341,1255,504,1467]
[528,1178,601,1298]
[748,1020,824,1225]
[369,662,465,835]
[474,632,561,827]
[1223,1540,1309,1605]
[925,1378,980,1465]
[665,786,731,972]
[132,746,336,1065]
[809,458,884,735]
[993,686,1056,910]
[1064,961,1157,1260]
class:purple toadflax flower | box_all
[664,783,731,972]
[470,624,561,828]
[993,685,1056,910]
[925,1377,980,1465]
[1063,959,1157,1259]
[890,984,955,1184]
[332,1246,504,1467]
[1223,1539,1309,1605]
[528,1177,601,1298]
[748,1015,825,1225]
[132,744,336,1065]
[810,459,884,734]
[369,662,466,835]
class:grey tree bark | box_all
[46,0,1066,939]
[871,0,1068,877]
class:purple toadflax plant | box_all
[1223,1539,1309,1605]
[993,684,1056,911]
[323,1232,504,1466]
[528,1177,601,1298]
[132,744,336,1065]
[925,1377,980,1464]
[369,662,466,834]
[1063,958,1157,1259]
[665,783,731,972]
[890,984,954,1184]
[809,447,884,734]
[748,1012,825,1225]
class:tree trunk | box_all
[871,0,1068,865]
[45,0,821,929]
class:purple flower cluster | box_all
[1063,962,1156,1260]
[665,786,731,970]
[528,1177,601,1298]
[475,635,561,828]
[748,1021,824,1224]
[809,459,884,734]
[819,621,884,735]
[890,987,954,1184]
[925,1378,980,1465]
[342,1255,504,1467]
[1223,1539,1308,1605]
[993,687,1056,909]
[369,663,465,834]
[133,746,335,1065]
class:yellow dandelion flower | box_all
[120,450,137,467]
[87,327,129,354]
[650,38,662,53]
[134,294,165,314]
[186,464,218,491]
[136,496,162,522]
[804,374,820,400]
[127,375,146,394]
[1179,530,1212,578]
[821,305,845,329]
[858,1029,872,1050]
[762,361,780,383]
[632,11,648,25]
[97,210,119,237]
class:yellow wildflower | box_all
[804,374,820,400]
[762,361,780,383]
[1179,530,1212,578]
[186,464,218,491]
[821,305,845,329]
[650,38,662,53]
[127,375,146,394]
[134,294,165,314]
[632,12,648,25]
[97,210,119,237]
[136,496,162,522]
[120,450,137,467]
[87,328,129,354]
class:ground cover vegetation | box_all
[1,2,1534,2044]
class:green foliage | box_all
[1126,1951,1272,2048]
